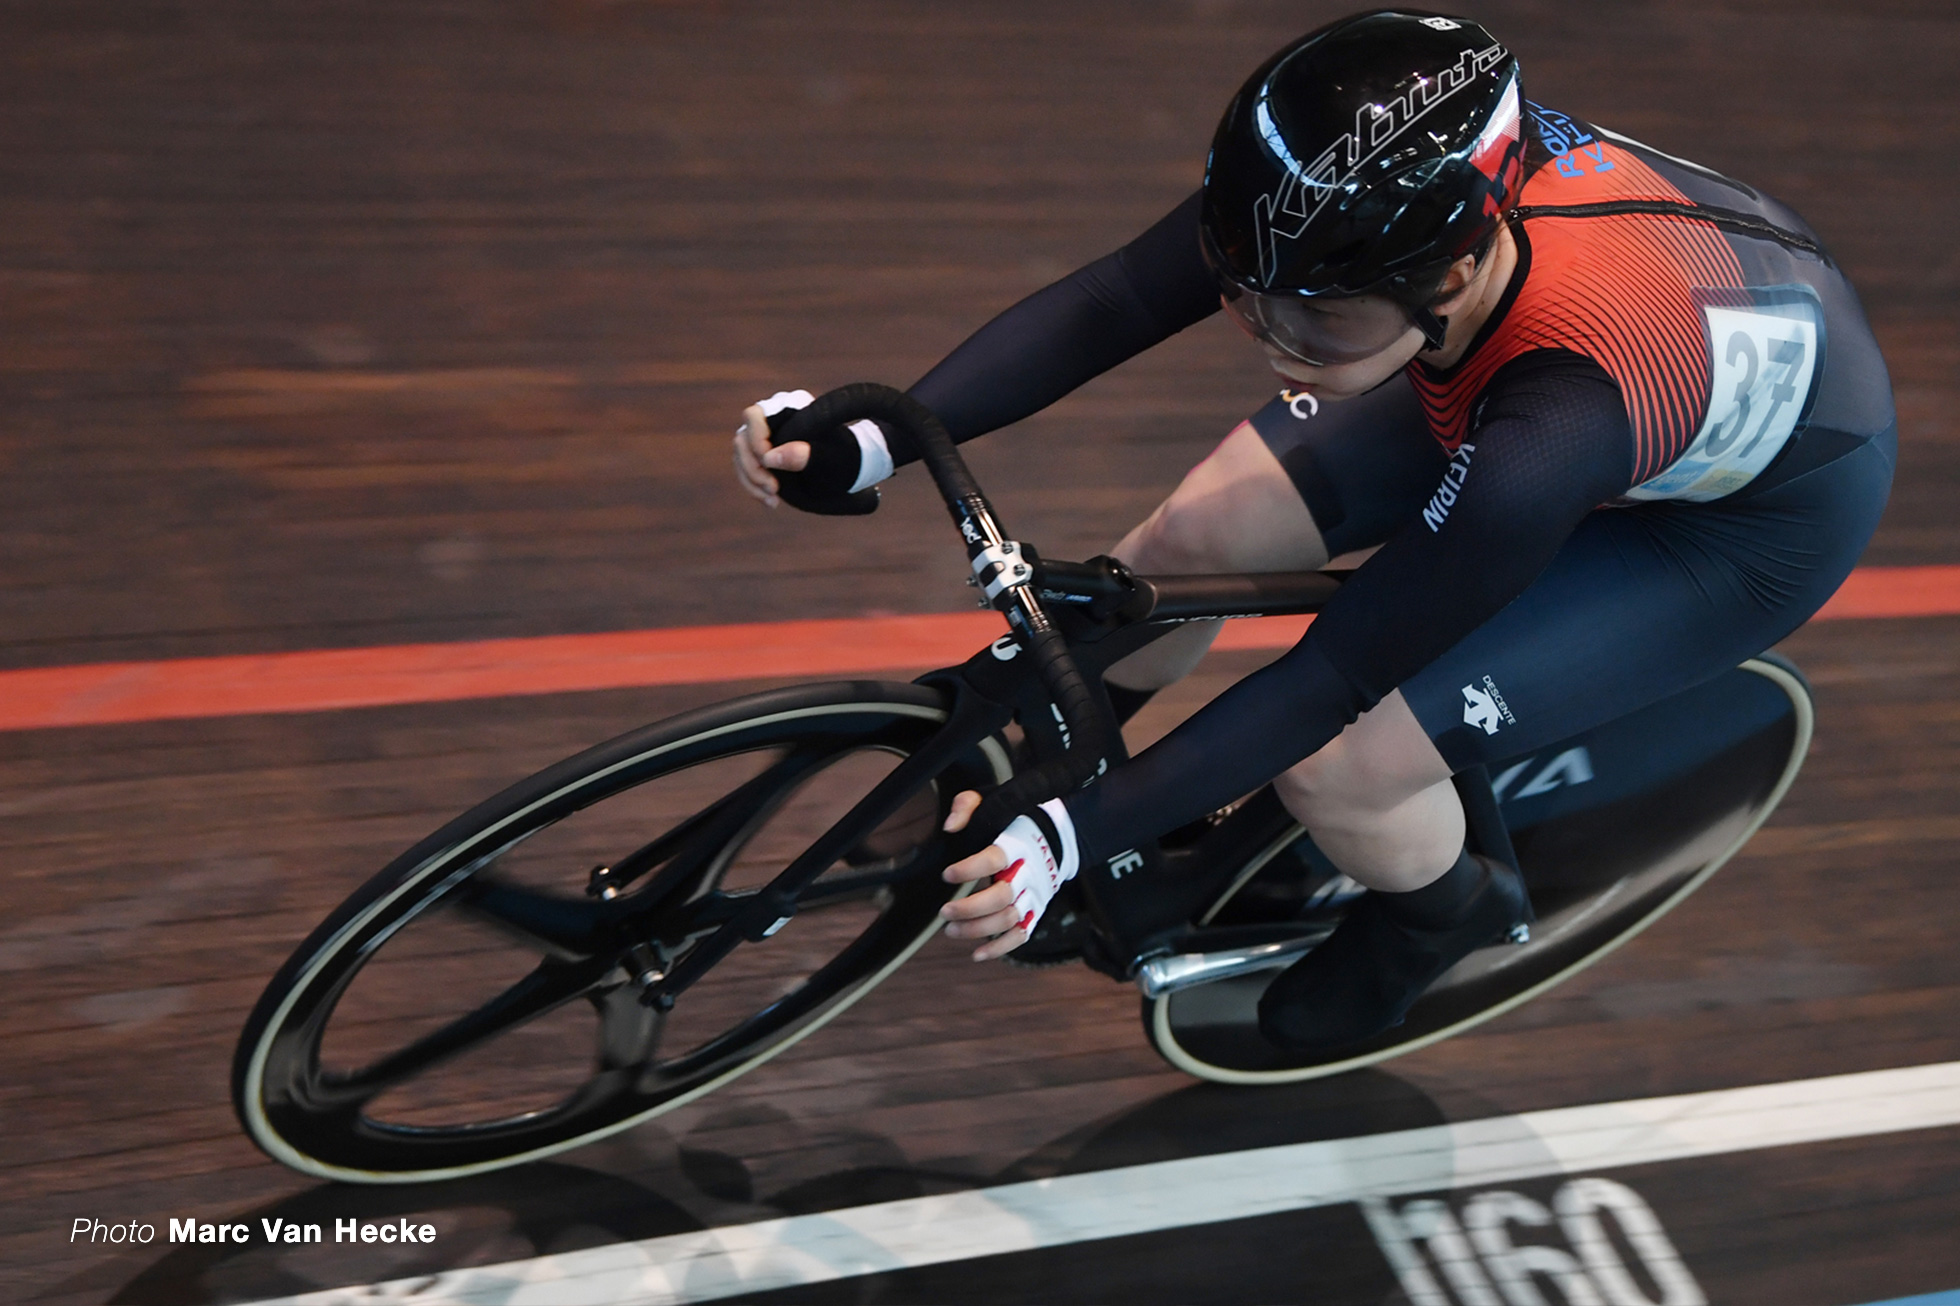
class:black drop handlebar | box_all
[777,383,1118,834]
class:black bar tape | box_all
[763,406,880,515]
[779,383,982,506]
[785,383,1117,837]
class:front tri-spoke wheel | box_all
[233,681,1010,1183]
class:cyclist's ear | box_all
[1428,237,1501,318]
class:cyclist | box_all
[731,10,1894,1054]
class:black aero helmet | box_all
[1202,10,1524,347]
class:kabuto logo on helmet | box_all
[1202,12,1529,309]
[1253,43,1511,283]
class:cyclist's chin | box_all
[1263,352,1402,401]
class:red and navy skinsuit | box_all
[891,103,1894,867]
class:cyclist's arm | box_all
[894,191,1218,459]
[1062,352,1637,861]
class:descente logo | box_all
[1423,443,1476,531]
[1461,674,1516,735]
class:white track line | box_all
[246,1060,1960,1306]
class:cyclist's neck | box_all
[1427,224,1520,371]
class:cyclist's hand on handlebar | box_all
[733,391,813,508]
[939,790,1079,962]
[732,388,893,514]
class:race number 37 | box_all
[1627,299,1822,503]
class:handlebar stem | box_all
[777,384,1119,832]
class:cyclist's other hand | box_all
[735,388,892,515]
[939,791,1079,962]
[940,791,1021,960]
[733,390,816,508]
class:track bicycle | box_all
[232,384,1813,1183]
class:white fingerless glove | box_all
[748,389,894,493]
[992,799,1080,936]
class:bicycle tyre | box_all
[1146,656,1813,1083]
[233,679,1011,1183]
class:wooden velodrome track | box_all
[3,2,1957,1303]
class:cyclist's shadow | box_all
[715,1068,1457,1305]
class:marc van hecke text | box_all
[72,1218,436,1244]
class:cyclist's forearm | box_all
[903,275,1160,453]
[900,191,1217,458]
[1064,635,1367,861]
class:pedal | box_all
[1134,933,1324,999]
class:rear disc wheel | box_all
[1147,657,1814,1083]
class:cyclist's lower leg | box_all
[1263,692,1528,1051]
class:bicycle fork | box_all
[634,686,1014,1010]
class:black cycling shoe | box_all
[1256,855,1529,1054]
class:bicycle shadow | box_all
[1004,1066,1454,1181]
[710,1070,1455,1306]
[731,1065,1458,1221]
[79,1071,1459,1305]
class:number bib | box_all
[1625,287,1826,502]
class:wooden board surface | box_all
[1,3,1956,1303]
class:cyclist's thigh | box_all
[1403,425,1896,770]
[1251,375,1448,557]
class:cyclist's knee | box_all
[1274,697,1449,828]
[1276,743,1381,830]
[1116,422,1326,575]
[1118,492,1234,574]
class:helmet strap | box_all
[1413,307,1449,351]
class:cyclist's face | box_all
[1219,288,1414,364]
[1225,291,1427,398]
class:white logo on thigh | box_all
[1462,675,1516,735]
[1463,685,1502,734]
[1281,389,1320,420]
[989,635,1021,661]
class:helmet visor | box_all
[1217,283,1418,366]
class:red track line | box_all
[1,565,1955,733]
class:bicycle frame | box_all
[633,383,1524,1004]
[232,386,1820,1178]
[640,553,1526,1010]
[937,559,1522,972]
